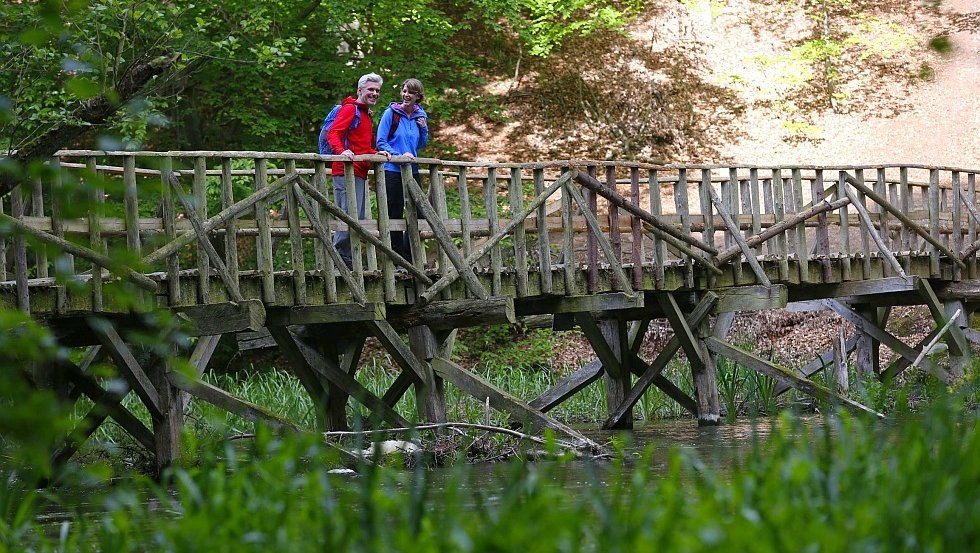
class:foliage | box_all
[5,386,980,550]
[1,0,645,158]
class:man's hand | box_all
[341,149,355,160]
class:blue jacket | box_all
[376,102,429,173]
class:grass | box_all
[7,383,980,551]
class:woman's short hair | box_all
[402,78,425,103]
[358,73,383,89]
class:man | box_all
[326,72,392,268]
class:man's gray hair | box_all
[357,73,383,89]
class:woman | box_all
[376,78,429,263]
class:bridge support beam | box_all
[657,292,722,426]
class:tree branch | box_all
[0,53,180,198]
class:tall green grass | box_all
[8,385,980,551]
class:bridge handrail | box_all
[1,151,978,314]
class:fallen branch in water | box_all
[321,422,595,452]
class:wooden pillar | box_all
[693,318,722,426]
[599,319,632,429]
[854,305,883,380]
[409,325,447,424]
[150,351,182,476]
[322,339,350,431]
[657,293,720,425]
[945,300,970,379]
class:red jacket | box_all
[327,96,377,179]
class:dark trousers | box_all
[385,170,422,263]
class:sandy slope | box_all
[714,0,979,167]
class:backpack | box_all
[318,104,360,155]
[386,112,401,142]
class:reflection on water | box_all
[423,414,832,502]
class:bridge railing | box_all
[1,151,978,313]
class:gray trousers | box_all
[332,175,366,266]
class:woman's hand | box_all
[416,117,427,129]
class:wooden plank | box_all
[374,165,396,302]
[705,338,883,418]
[388,296,515,330]
[431,356,597,449]
[792,168,809,282]
[700,169,717,287]
[484,167,502,295]
[749,168,762,257]
[811,170,831,281]
[11,186,28,313]
[586,166,598,294]
[173,299,266,335]
[854,169,872,279]
[772,169,790,282]
[89,319,162,418]
[458,167,473,260]
[878,168,895,275]
[952,171,962,281]
[123,155,141,258]
[430,164,451,294]
[48,168,67,312]
[650,169,666,288]
[515,292,643,316]
[265,302,384,326]
[726,169,743,283]
[254,159,276,303]
[87,157,105,310]
[561,169,577,294]
[339,163,363,283]
[510,167,529,297]
[969,173,977,277]
[630,167,643,288]
[316,162,337,303]
[607,166,623,261]
[194,156,210,304]
[529,360,603,413]
[220,159,237,299]
[533,168,553,293]
[837,172,852,281]
[929,169,941,276]
[713,284,787,312]
[30,177,47,278]
[285,160,307,304]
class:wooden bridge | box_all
[5,150,980,471]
